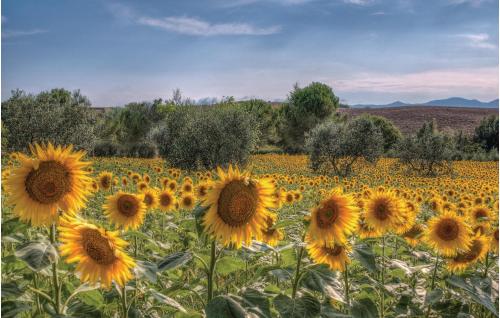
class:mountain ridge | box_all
[353,97,499,108]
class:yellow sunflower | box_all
[468,206,493,225]
[180,193,196,210]
[158,190,176,212]
[260,215,283,246]
[103,191,146,230]
[98,171,113,191]
[137,181,148,192]
[202,165,276,248]
[196,182,211,200]
[447,235,489,273]
[58,216,135,288]
[308,189,359,246]
[402,223,425,247]
[4,143,91,226]
[490,228,499,254]
[424,212,472,257]
[306,237,351,272]
[142,188,158,210]
[364,191,408,234]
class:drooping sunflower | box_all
[358,217,382,239]
[142,188,158,210]
[490,228,499,254]
[196,182,211,200]
[103,191,146,230]
[180,193,196,210]
[260,215,284,246]
[306,237,351,272]
[58,216,135,288]
[158,190,176,212]
[424,212,472,257]
[308,189,359,246]
[137,181,149,192]
[364,191,408,234]
[4,143,91,226]
[202,165,276,248]
[447,234,489,273]
[98,171,113,191]
[468,206,493,225]
[402,223,425,247]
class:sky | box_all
[1,0,499,106]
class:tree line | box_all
[1,84,498,175]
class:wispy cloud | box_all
[2,29,47,39]
[447,0,491,7]
[459,33,496,49]
[343,0,374,5]
[137,16,280,36]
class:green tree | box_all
[279,82,339,153]
[359,114,402,152]
[1,88,96,152]
[238,99,278,146]
[474,115,499,151]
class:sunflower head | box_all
[142,188,158,210]
[306,237,351,272]
[180,193,196,210]
[447,235,489,273]
[261,215,283,246]
[158,190,176,212]
[98,172,113,191]
[364,191,407,234]
[424,212,472,257]
[103,192,146,230]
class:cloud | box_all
[2,29,47,39]
[137,16,280,36]
[447,0,491,6]
[343,0,374,5]
[459,33,496,49]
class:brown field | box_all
[339,106,498,135]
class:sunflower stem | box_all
[425,256,440,318]
[483,252,490,278]
[292,244,305,300]
[33,273,42,314]
[121,285,128,318]
[380,235,385,318]
[50,223,61,315]
[343,262,350,313]
[207,240,217,303]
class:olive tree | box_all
[306,117,384,176]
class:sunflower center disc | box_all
[25,161,71,204]
[144,194,153,206]
[160,194,171,206]
[324,245,343,256]
[404,224,423,239]
[474,209,488,219]
[317,199,340,228]
[373,199,391,221]
[495,229,499,241]
[100,176,110,189]
[437,219,460,241]
[81,229,116,265]
[117,194,139,217]
[217,180,258,227]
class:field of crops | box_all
[1,146,499,318]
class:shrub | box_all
[306,116,384,176]
[1,89,97,152]
[153,106,259,170]
[127,141,158,158]
[474,115,499,151]
[397,120,454,176]
[279,82,339,153]
[359,114,402,152]
[92,140,121,157]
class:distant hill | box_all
[339,106,498,135]
[353,97,499,108]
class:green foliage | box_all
[1,120,8,152]
[306,117,384,176]
[474,115,499,151]
[359,114,402,152]
[279,82,339,153]
[1,89,97,152]
[92,140,122,157]
[238,99,278,146]
[153,106,259,170]
[397,120,454,176]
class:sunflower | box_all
[137,181,148,192]
[98,172,113,191]
[158,190,176,212]
[308,189,358,246]
[284,192,295,204]
[180,193,196,210]
[181,182,194,193]
[4,143,91,226]
[121,177,128,187]
[306,237,351,272]
[364,191,408,234]
[402,223,425,247]
[202,165,276,248]
[468,206,493,225]
[143,174,151,184]
[260,215,283,246]
[490,228,499,254]
[58,216,135,288]
[424,212,472,257]
[357,218,382,239]
[196,182,211,200]
[447,235,489,273]
[142,188,158,210]
[167,180,178,192]
[103,192,146,230]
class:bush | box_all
[474,115,499,151]
[93,140,121,157]
[306,116,384,176]
[152,106,259,170]
[1,89,97,152]
[278,82,339,153]
[359,114,402,152]
[127,141,158,158]
[397,120,454,176]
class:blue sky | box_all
[2,0,498,106]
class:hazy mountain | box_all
[353,97,499,108]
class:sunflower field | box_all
[1,144,499,318]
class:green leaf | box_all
[78,289,104,308]
[205,295,248,318]
[1,300,31,318]
[134,260,158,283]
[66,300,102,318]
[1,281,26,297]
[240,288,272,318]
[350,297,378,318]
[424,289,443,306]
[150,290,187,313]
[216,256,246,276]
[193,205,209,238]
[300,265,344,302]
[352,244,378,274]
[446,276,498,317]
[273,293,321,318]
[15,241,58,272]
[157,251,192,271]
